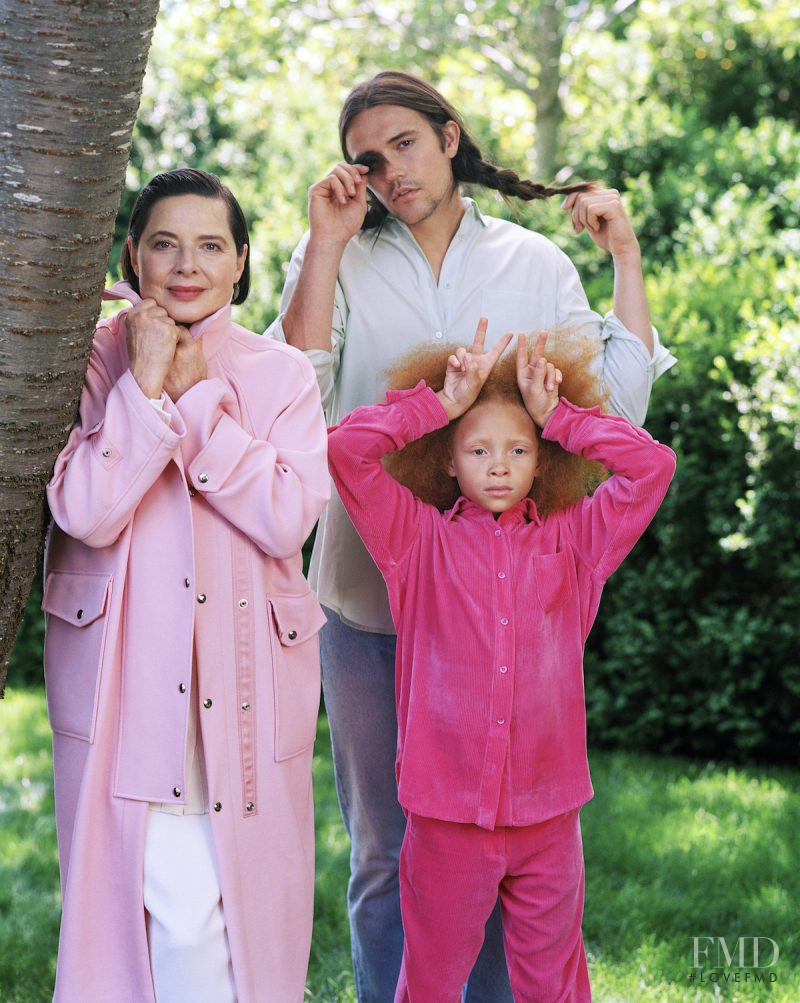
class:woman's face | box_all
[127,194,247,325]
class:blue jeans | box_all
[320,608,512,1003]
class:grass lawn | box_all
[1,686,798,1001]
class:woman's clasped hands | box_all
[125,298,207,401]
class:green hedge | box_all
[585,221,800,762]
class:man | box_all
[267,70,674,1002]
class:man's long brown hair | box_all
[339,71,594,230]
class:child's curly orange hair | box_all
[384,330,610,516]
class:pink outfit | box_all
[328,384,675,1000]
[327,384,676,828]
[395,811,589,1003]
[43,283,329,1002]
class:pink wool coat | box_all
[43,283,329,1002]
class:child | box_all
[43,169,329,1002]
[326,321,676,1001]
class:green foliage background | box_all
[9,0,800,762]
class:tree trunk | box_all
[0,0,160,693]
[532,0,566,180]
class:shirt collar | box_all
[103,280,233,358]
[444,495,541,527]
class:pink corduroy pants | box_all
[394,808,591,1003]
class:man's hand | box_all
[516,332,561,428]
[307,162,370,248]
[561,187,641,260]
[125,299,181,399]
[163,326,207,402]
[436,318,513,421]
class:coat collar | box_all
[103,281,233,359]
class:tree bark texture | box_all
[0,0,160,692]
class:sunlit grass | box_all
[1,689,798,1001]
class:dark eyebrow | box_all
[149,230,229,243]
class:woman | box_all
[43,168,329,1002]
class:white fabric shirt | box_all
[267,198,676,634]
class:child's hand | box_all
[436,318,513,420]
[516,331,562,427]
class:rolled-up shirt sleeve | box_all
[265,229,347,412]
[599,311,676,426]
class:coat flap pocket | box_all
[268,591,326,646]
[42,571,112,627]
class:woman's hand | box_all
[125,299,180,398]
[307,162,370,249]
[163,326,207,401]
[436,318,513,421]
[516,332,561,428]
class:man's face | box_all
[344,104,460,230]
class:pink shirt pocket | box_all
[42,570,113,742]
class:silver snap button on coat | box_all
[203,698,212,709]
[213,802,222,812]
[198,472,209,484]
[173,787,181,798]
[197,593,207,604]
[287,629,298,640]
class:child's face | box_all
[447,400,539,514]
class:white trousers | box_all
[143,811,237,1003]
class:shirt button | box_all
[500,617,509,625]
[197,593,207,604]
[173,787,182,798]
[178,682,186,693]
[198,472,209,484]
[494,529,501,537]
[500,665,508,674]
[497,717,506,725]
[498,572,506,580]
[434,330,443,340]
[188,486,197,498]
[213,801,222,812]
[203,698,212,708]
[184,578,191,588]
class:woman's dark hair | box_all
[120,168,250,304]
[339,70,594,230]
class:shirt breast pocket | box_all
[533,552,573,612]
[479,289,552,345]
[267,591,326,761]
[42,570,113,741]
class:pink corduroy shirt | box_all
[328,384,676,830]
